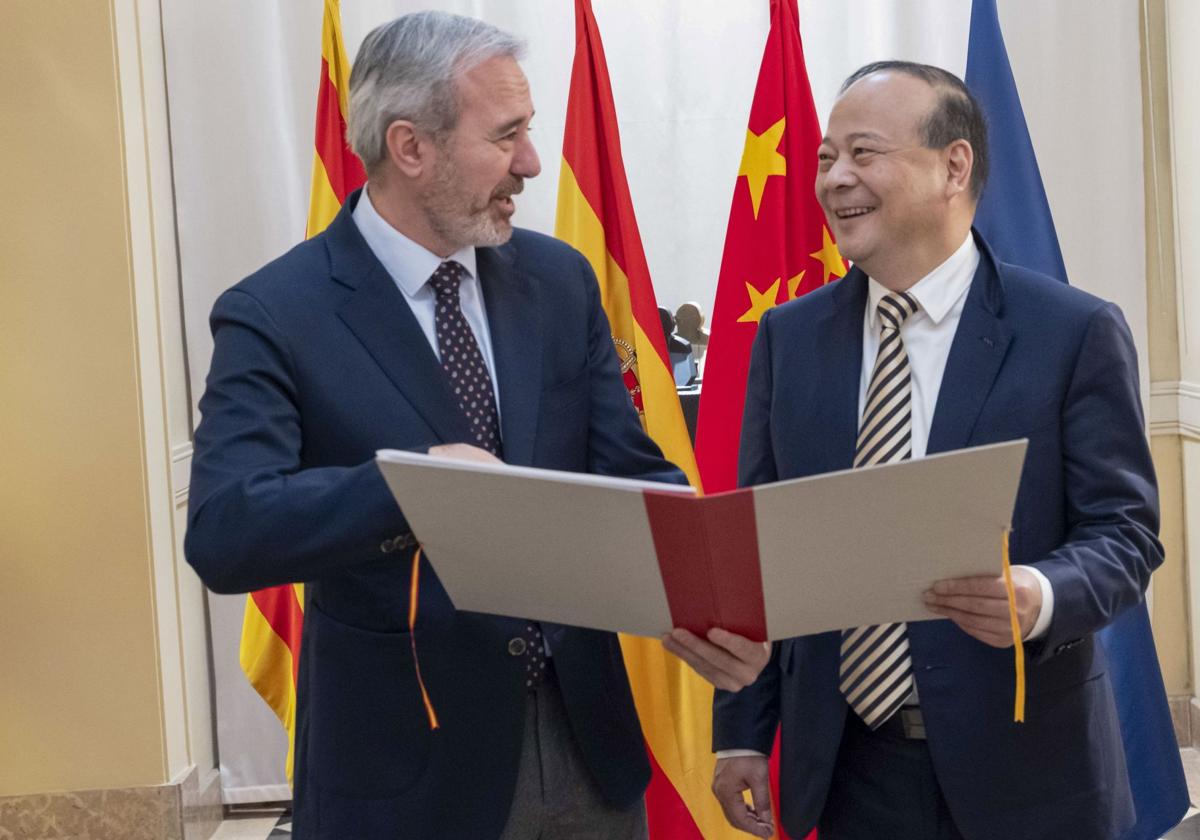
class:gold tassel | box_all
[1000,529,1026,722]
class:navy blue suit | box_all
[186,192,683,839]
[714,233,1162,840]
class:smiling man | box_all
[186,12,698,840]
[709,62,1163,840]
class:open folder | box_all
[376,440,1027,641]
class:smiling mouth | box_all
[835,207,876,219]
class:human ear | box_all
[944,139,973,198]
[384,120,427,178]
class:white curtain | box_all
[162,0,1145,802]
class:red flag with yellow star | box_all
[695,0,844,495]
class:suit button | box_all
[507,638,527,656]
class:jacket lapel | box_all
[927,235,1013,454]
[813,270,868,472]
[478,244,542,467]
[327,194,474,446]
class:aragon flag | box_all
[238,0,365,783]
[694,0,845,497]
[965,1,1188,837]
[693,1,835,836]
[553,1,739,837]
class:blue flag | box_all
[965,1,1189,837]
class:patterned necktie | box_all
[428,260,503,457]
[839,291,920,729]
[428,261,546,687]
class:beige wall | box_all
[0,0,207,795]
[1143,0,1200,699]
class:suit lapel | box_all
[327,195,474,445]
[478,244,542,467]
[814,270,868,472]
[927,237,1013,454]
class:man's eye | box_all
[852,147,876,159]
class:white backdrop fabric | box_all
[163,0,1146,802]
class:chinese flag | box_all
[695,0,844,496]
[238,0,365,783]
[554,2,747,838]
[694,1,840,836]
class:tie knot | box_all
[429,260,467,299]
[877,292,919,330]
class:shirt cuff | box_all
[716,749,768,759]
[1023,565,1055,641]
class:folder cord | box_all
[1000,529,1026,722]
[409,546,440,730]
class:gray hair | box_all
[347,11,526,175]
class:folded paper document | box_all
[376,440,1026,641]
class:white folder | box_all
[375,439,1027,640]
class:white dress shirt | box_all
[716,234,1053,759]
[351,186,501,413]
[859,234,1052,641]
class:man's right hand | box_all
[712,755,775,837]
[428,443,503,464]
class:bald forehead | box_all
[827,71,939,141]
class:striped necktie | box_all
[839,291,919,729]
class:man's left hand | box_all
[661,627,771,692]
[924,568,1042,647]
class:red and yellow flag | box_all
[239,0,365,782]
[695,0,845,496]
[694,2,840,836]
[554,1,739,837]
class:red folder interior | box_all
[643,488,768,641]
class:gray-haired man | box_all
[186,11,678,839]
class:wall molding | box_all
[1150,379,1200,440]
[172,442,193,507]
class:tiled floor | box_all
[211,753,1200,839]
[212,808,289,839]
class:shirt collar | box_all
[352,184,478,295]
[866,234,979,329]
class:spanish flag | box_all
[238,0,365,782]
[553,1,736,837]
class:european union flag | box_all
[965,1,1189,837]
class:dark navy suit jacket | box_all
[186,191,684,839]
[714,233,1162,840]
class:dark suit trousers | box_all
[820,712,965,840]
[497,664,647,840]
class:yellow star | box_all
[737,278,781,324]
[787,270,806,300]
[810,226,847,283]
[738,117,787,220]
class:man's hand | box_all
[924,567,1042,646]
[661,627,770,692]
[428,443,503,464]
[712,755,775,837]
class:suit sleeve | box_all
[574,253,688,486]
[185,288,410,594]
[713,310,782,751]
[1033,302,1163,656]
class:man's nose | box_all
[822,155,856,189]
[512,133,541,179]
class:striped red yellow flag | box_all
[238,0,365,783]
[553,2,739,837]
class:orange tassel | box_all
[1000,529,1026,722]
[409,547,440,730]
